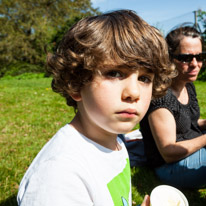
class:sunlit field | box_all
[0,76,206,206]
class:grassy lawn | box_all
[0,77,206,206]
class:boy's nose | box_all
[122,75,140,102]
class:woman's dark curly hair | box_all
[166,24,202,57]
[47,10,176,109]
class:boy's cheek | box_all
[141,94,152,114]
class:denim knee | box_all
[155,148,206,188]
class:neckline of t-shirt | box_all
[66,124,123,153]
[171,84,191,107]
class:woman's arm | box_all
[148,108,206,163]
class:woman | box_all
[140,26,206,188]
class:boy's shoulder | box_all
[28,125,126,166]
[25,125,128,175]
[21,124,85,174]
[37,124,88,160]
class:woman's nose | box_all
[190,57,199,66]
[122,75,140,102]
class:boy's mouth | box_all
[116,109,138,118]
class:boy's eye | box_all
[138,75,152,83]
[105,70,123,78]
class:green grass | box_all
[0,77,206,205]
[0,77,74,205]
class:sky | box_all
[91,0,206,35]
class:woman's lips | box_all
[187,69,199,76]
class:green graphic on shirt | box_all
[107,158,130,206]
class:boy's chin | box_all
[115,125,137,134]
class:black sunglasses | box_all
[172,53,206,63]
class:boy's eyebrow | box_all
[141,67,154,74]
[99,64,154,74]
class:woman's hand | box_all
[198,119,206,131]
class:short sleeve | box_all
[18,158,93,206]
[147,89,177,116]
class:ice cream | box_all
[150,185,189,206]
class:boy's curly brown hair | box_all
[47,10,176,109]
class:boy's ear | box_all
[70,92,82,102]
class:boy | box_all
[17,10,175,206]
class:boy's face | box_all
[75,66,154,136]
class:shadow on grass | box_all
[132,166,206,206]
[0,194,18,206]
[1,168,206,206]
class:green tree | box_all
[198,10,206,30]
[0,0,100,76]
[197,10,206,49]
[197,10,206,81]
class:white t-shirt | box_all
[17,124,131,206]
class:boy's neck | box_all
[70,113,121,151]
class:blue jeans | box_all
[155,147,206,188]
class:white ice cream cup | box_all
[150,185,189,206]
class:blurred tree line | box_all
[198,10,206,48]
[198,10,206,80]
[0,2,206,80]
[0,0,100,77]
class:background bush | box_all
[0,63,45,78]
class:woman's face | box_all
[173,36,202,83]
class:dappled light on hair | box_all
[47,10,177,109]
